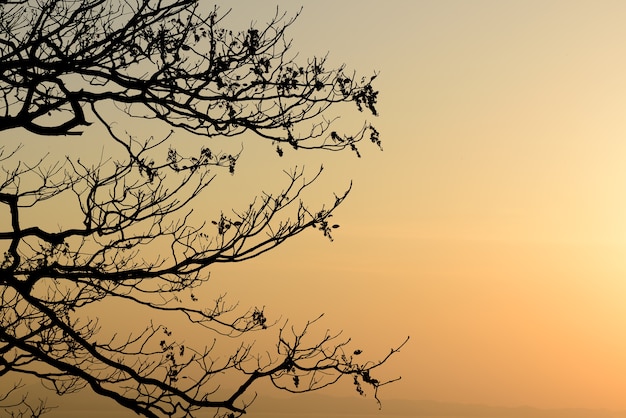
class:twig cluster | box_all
[0,1,405,417]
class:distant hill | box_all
[249,395,626,418]
[27,385,626,418]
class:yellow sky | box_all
[201,0,626,411]
[10,0,626,414]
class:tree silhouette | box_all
[0,1,406,417]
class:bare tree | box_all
[0,1,406,417]
[0,380,54,417]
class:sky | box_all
[8,0,626,416]
[210,0,626,411]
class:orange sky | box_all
[10,0,626,415]
[204,0,626,411]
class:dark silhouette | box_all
[0,1,406,417]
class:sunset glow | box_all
[5,1,626,416]
[235,0,626,411]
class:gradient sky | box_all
[203,0,626,411]
[11,0,626,415]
